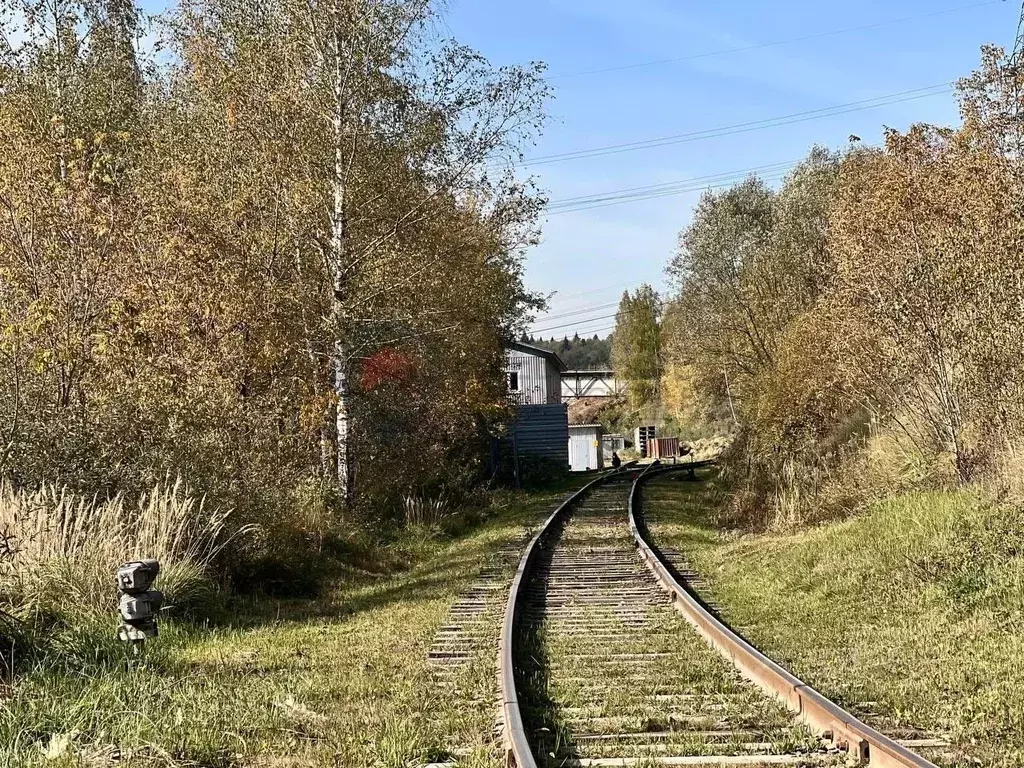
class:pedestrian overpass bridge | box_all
[560,369,623,401]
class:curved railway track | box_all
[498,463,940,768]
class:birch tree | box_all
[0,0,548,530]
[164,0,548,506]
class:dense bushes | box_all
[0,0,548,599]
[663,46,1024,528]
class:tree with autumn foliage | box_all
[828,54,1024,482]
[662,45,1024,526]
[0,0,549,560]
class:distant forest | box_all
[522,333,612,370]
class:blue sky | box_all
[441,0,1019,339]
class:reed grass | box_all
[402,493,450,527]
[0,478,236,629]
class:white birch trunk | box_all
[330,2,352,503]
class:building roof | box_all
[569,422,603,430]
[506,340,568,372]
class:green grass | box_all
[641,470,1024,768]
[0,479,588,768]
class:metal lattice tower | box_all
[1013,2,1024,66]
[1008,2,1024,147]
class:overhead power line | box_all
[531,312,621,334]
[545,0,1003,80]
[537,284,670,322]
[532,300,621,323]
[544,143,888,215]
[531,302,666,335]
[552,282,653,301]
[546,158,804,211]
[548,170,792,215]
[532,284,666,323]
[509,84,951,169]
[534,324,619,339]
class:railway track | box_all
[498,463,940,768]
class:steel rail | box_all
[498,466,630,768]
[627,462,939,768]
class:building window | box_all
[509,371,519,391]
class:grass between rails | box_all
[516,485,820,766]
[0,477,590,768]
[641,469,1024,768]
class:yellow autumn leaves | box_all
[663,45,1024,526]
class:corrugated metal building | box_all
[648,437,680,460]
[568,423,604,472]
[497,342,570,481]
[512,403,570,465]
[506,341,565,406]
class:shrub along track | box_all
[499,464,942,768]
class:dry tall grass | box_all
[402,494,450,527]
[719,420,960,531]
[0,479,236,625]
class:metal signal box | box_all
[119,590,164,623]
[116,559,160,593]
[115,559,162,645]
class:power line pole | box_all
[1013,2,1024,63]
[1006,2,1024,156]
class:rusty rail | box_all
[627,462,939,768]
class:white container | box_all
[568,424,604,472]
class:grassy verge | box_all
[641,469,1024,768]
[0,477,588,768]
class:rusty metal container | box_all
[649,437,680,460]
